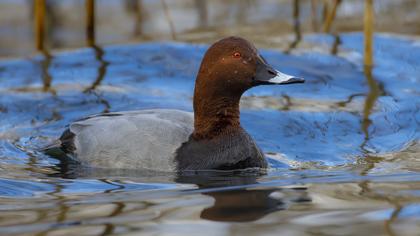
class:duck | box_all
[44,36,304,172]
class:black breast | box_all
[174,127,267,171]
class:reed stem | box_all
[323,0,341,33]
[161,0,176,40]
[364,0,374,66]
[34,0,46,51]
[311,0,318,32]
[86,0,95,47]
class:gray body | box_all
[62,109,193,171]
[48,109,267,172]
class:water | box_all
[0,33,420,235]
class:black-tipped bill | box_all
[254,54,305,85]
[266,69,305,84]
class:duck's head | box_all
[195,36,304,98]
[193,37,305,139]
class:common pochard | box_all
[45,36,304,171]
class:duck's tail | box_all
[38,139,69,158]
[39,139,61,151]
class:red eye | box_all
[233,52,241,58]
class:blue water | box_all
[0,33,419,235]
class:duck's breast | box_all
[66,109,193,171]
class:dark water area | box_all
[0,33,420,235]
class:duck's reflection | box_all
[201,189,284,222]
[51,164,310,223]
[176,171,309,222]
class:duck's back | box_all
[53,109,194,171]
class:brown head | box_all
[193,36,304,139]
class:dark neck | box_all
[193,95,241,140]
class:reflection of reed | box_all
[358,180,402,236]
[83,44,111,113]
[361,65,381,150]
[100,181,125,235]
[100,179,126,193]
[357,65,385,179]
[284,0,301,54]
[281,95,292,111]
[336,93,364,107]
[330,34,341,55]
[40,51,55,94]
[82,0,110,107]
[84,45,109,92]
[46,184,70,226]
[384,203,402,236]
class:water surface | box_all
[0,33,419,235]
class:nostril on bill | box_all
[267,69,277,76]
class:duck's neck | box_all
[193,94,241,140]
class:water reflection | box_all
[84,45,109,92]
[200,189,284,222]
[82,42,111,113]
[39,51,55,94]
[358,180,403,236]
[51,164,308,223]
[0,33,419,235]
[330,34,341,55]
[176,171,310,222]
[354,65,388,176]
[361,65,384,153]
